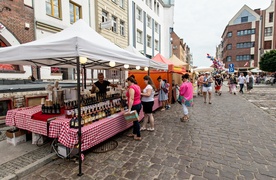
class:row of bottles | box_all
[64,94,121,119]
[41,98,61,114]
[69,100,122,128]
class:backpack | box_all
[162,83,168,93]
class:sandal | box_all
[127,134,135,137]
[161,108,165,111]
[147,128,154,131]
[134,136,142,141]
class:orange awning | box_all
[152,53,174,72]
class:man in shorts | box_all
[202,72,213,104]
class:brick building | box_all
[0,0,35,78]
[220,0,276,72]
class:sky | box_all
[173,0,272,67]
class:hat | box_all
[205,72,210,74]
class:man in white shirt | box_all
[238,73,246,94]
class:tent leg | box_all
[83,65,87,89]
[77,57,83,177]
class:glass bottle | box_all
[70,113,76,128]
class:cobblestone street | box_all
[19,85,276,180]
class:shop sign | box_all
[100,20,112,29]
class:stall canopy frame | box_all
[0,20,168,176]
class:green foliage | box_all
[259,50,276,72]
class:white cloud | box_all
[174,0,272,67]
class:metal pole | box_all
[76,57,83,177]
[83,65,87,89]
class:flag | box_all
[244,62,248,66]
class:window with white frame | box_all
[155,40,159,50]
[155,22,158,33]
[119,0,124,8]
[112,16,117,33]
[136,7,142,21]
[147,35,151,47]
[157,3,159,15]
[154,0,156,12]
[137,30,142,44]
[120,20,125,36]
[147,16,151,28]
[264,27,273,36]
[102,10,108,22]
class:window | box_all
[269,12,274,22]
[147,35,151,47]
[147,16,151,28]
[236,55,252,61]
[226,44,232,50]
[111,16,117,33]
[111,0,117,4]
[137,30,142,44]
[69,2,81,23]
[237,29,255,36]
[155,40,159,50]
[264,41,272,49]
[119,0,124,8]
[136,7,142,21]
[241,16,248,23]
[227,32,232,38]
[102,11,108,22]
[155,22,158,33]
[46,0,61,18]
[106,70,119,79]
[265,27,272,36]
[154,0,157,12]
[120,20,125,36]
[237,42,255,49]
[226,56,232,62]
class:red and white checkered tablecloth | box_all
[58,111,144,151]
[5,107,27,126]
[48,115,70,138]
[6,106,49,136]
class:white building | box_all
[31,0,96,80]
[128,0,174,59]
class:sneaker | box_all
[234,92,236,95]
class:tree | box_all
[259,50,276,72]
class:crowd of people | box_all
[91,72,194,141]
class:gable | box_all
[233,9,257,24]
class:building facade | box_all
[95,0,128,48]
[128,0,174,59]
[0,0,34,79]
[33,0,95,80]
[221,0,276,71]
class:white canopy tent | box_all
[193,66,214,72]
[0,20,167,70]
[0,20,170,175]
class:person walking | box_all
[179,73,193,122]
[140,75,156,131]
[238,73,246,94]
[157,76,169,111]
[126,77,142,141]
[246,72,254,93]
[228,74,237,95]
[214,74,223,95]
[202,72,213,104]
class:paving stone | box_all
[124,171,139,179]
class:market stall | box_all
[0,20,168,175]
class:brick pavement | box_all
[19,85,276,180]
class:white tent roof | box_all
[0,20,168,70]
[124,45,168,70]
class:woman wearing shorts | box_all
[141,75,156,131]
[202,72,213,104]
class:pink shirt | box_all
[126,84,141,105]
[179,81,193,101]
